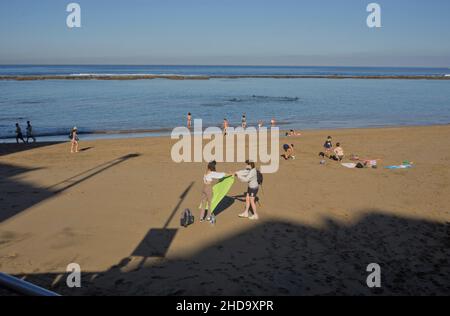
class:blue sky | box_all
[0,0,449,66]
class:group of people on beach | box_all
[187,112,277,134]
[199,159,261,224]
[319,136,345,164]
[14,121,36,144]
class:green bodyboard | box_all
[211,176,235,215]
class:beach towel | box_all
[385,164,413,169]
[341,163,357,169]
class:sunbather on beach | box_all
[235,160,259,220]
[282,144,295,160]
[199,161,227,223]
[286,129,301,137]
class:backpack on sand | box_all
[256,169,263,186]
[180,208,195,227]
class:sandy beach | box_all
[0,125,449,295]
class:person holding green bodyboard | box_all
[235,160,261,220]
[199,161,232,224]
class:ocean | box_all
[1,65,449,142]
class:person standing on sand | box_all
[235,160,260,220]
[324,136,333,155]
[223,118,229,135]
[241,113,247,128]
[199,161,228,223]
[258,120,263,129]
[70,127,79,153]
[271,118,276,127]
[15,123,26,144]
[187,112,192,128]
[26,121,36,143]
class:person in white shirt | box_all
[235,160,260,220]
[199,161,227,222]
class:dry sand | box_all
[0,125,449,295]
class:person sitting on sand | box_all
[15,123,26,144]
[319,152,326,165]
[26,121,36,143]
[199,161,228,223]
[235,160,260,220]
[282,144,295,160]
[331,142,345,161]
[70,127,79,153]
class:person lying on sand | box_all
[199,161,228,223]
[282,144,295,160]
[285,129,301,137]
[235,160,260,220]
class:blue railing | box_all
[0,272,60,296]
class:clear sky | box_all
[0,0,449,66]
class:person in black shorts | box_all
[235,160,259,220]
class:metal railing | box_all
[0,272,60,296]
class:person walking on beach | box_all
[241,113,247,128]
[70,127,79,153]
[258,120,263,129]
[15,123,26,144]
[235,160,260,220]
[187,112,192,128]
[223,118,229,135]
[199,161,227,223]
[26,121,36,143]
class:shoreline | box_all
[1,74,450,81]
[1,123,449,144]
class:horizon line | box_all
[0,64,449,69]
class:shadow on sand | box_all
[0,142,63,157]
[9,210,450,296]
[0,153,141,224]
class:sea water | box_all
[0,66,449,141]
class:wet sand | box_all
[0,125,449,295]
